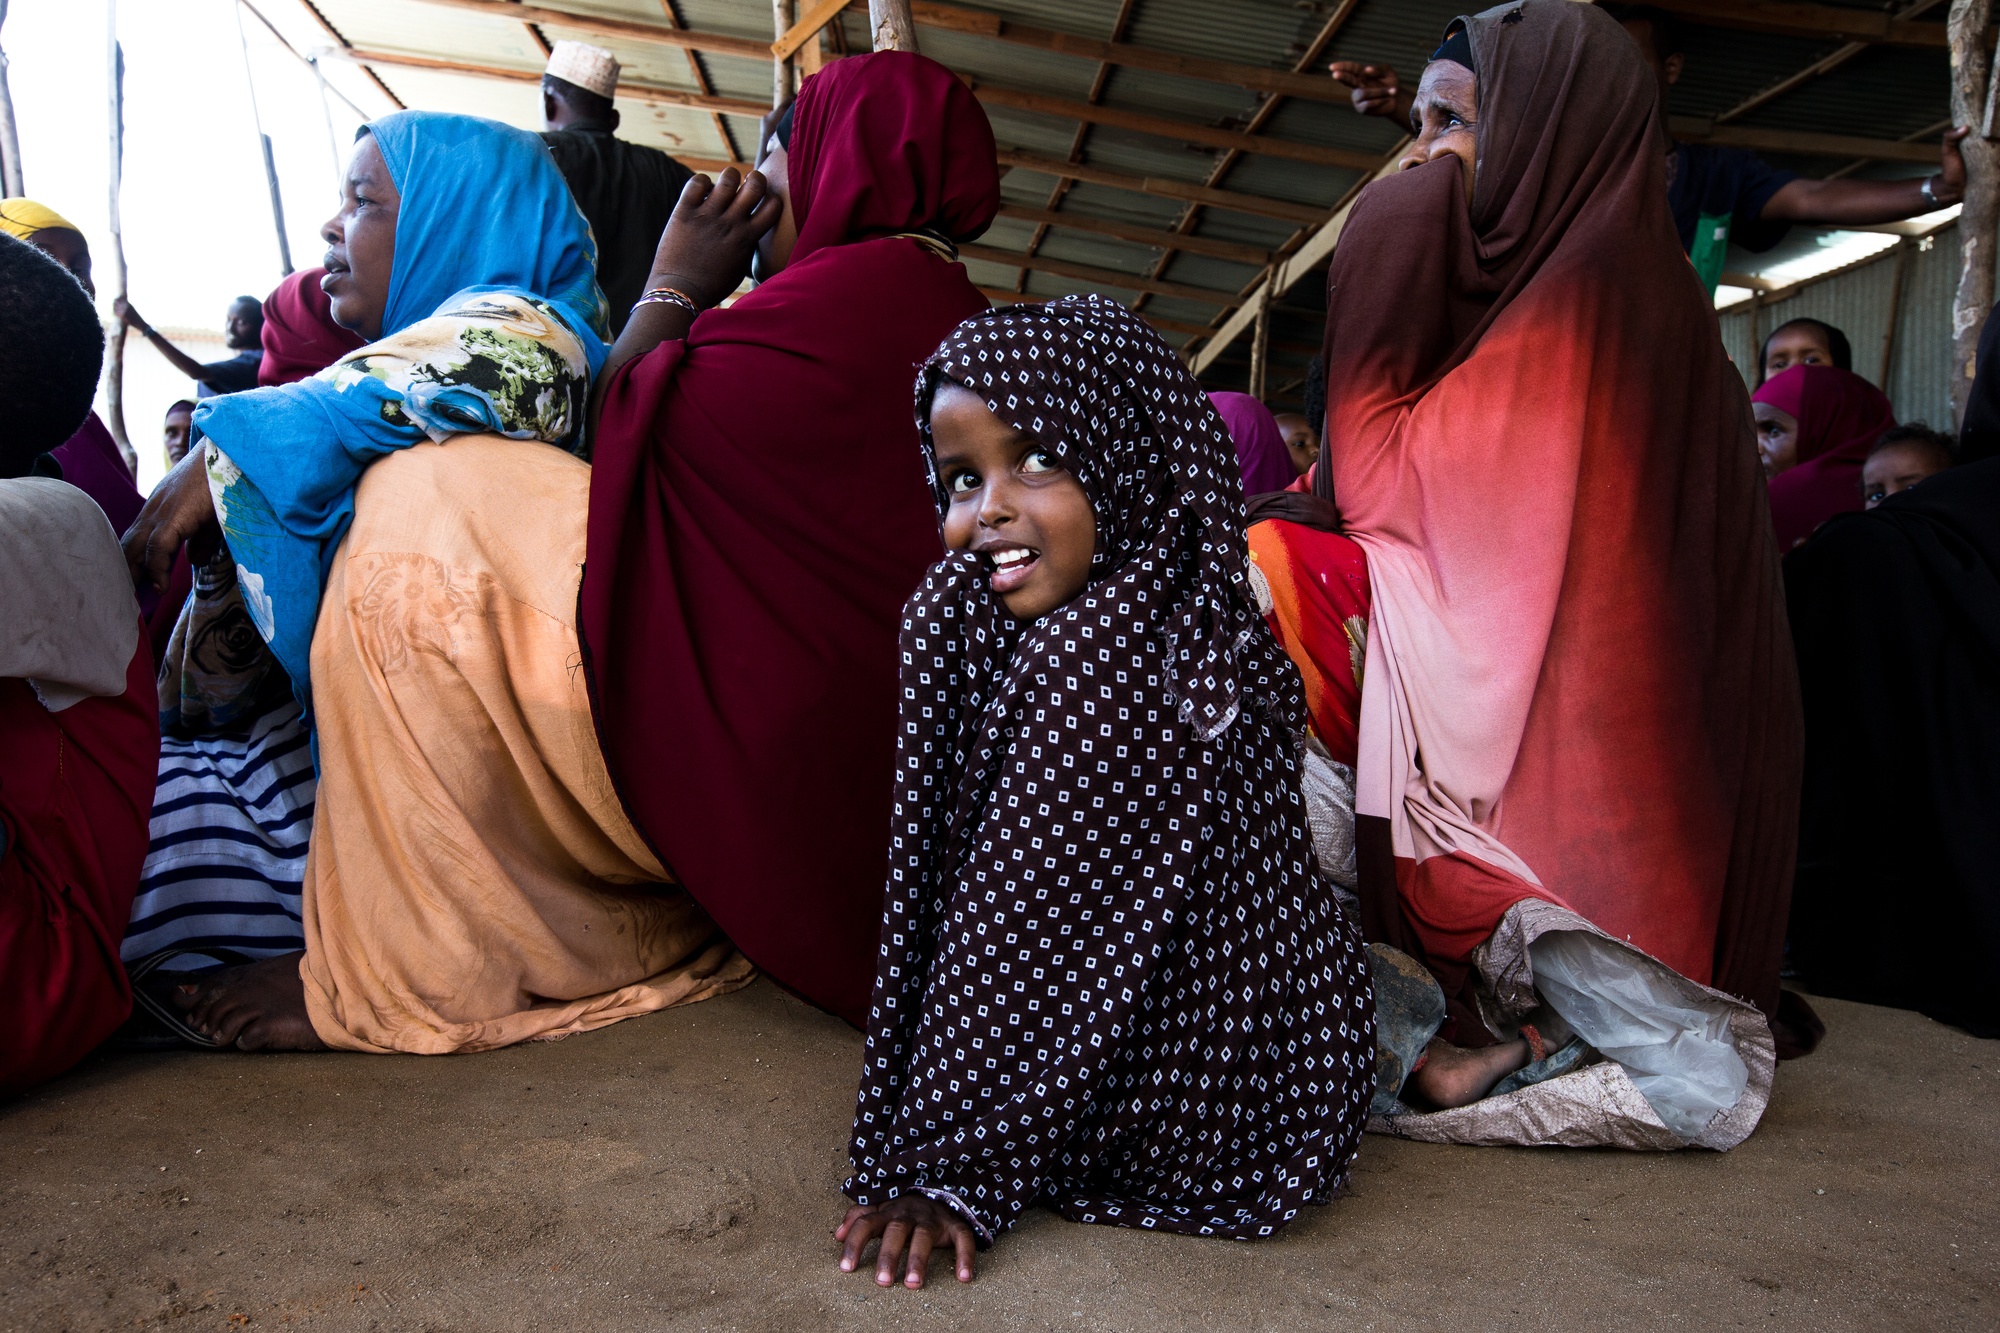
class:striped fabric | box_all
[122,703,316,971]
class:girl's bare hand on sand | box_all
[836,1197,976,1289]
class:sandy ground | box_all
[1,981,1993,1332]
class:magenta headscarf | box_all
[1209,391,1299,495]
[1754,365,1895,552]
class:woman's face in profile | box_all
[1753,401,1799,477]
[319,135,401,341]
[1399,59,1478,199]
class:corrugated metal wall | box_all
[1717,224,1964,432]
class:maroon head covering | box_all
[257,266,364,387]
[1208,391,1299,494]
[580,51,999,1026]
[1753,364,1896,551]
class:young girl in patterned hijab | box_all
[839,294,1376,1288]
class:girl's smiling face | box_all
[930,381,1096,620]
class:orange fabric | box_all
[1246,518,1370,767]
[300,439,752,1054]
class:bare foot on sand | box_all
[1407,1036,1529,1109]
[172,951,327,1051]
[836,1196,977,1288]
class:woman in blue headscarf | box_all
[118,113,750,1049]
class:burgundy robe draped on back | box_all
[258,266,366,388]
[580,52,1000,1025]
[1319,1,1801,1022]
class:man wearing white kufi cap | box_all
[540,39,694,334]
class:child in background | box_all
[839,295,1375,1288]
[1862,424,1953,508]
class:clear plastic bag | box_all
[1528,930,1749,1141]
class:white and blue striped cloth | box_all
[122,703,316,971]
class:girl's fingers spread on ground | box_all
[953,1223,977,1281]
[838,1214,882,1271]
[833,1205,864,1241]
[904,1227,937,1288]
[875,1220,910,1286]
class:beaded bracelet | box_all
[636,285,701,316]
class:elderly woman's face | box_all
[320,134,400,340]
[1399,59,1478,200]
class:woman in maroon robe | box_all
[583,51,1001,1025]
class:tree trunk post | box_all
[868,0,916,53]
[105,4,136,475]
[1948,0,1999,427]
[0,0,25,197]
[1248,300,1269,401]
[772,0,793,108]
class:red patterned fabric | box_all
[1247,517,1370,767]
[580,52,1000,1025]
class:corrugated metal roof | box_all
[295,0,1960,385]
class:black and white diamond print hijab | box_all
[845,295,1373,1242]
[913,292,1288,742]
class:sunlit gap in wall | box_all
[1713,204,1963,311]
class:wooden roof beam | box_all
[323,46,760,158]
[971,83,1379,170]
[999,150,1331,225]
[1668,115,1944,164]
[910,1,1351,104]
[995,204,1271,265]
[1650,0,1960,47]
[1189,154,1402,375]
[401,0,774,62]
[975,287,1210,337]
[960,243,1244,307]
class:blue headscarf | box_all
[193,112,607,719]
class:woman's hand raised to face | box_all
[647,168,783,310]
[123,446,219,592]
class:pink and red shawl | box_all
[580,52,1000,1026]
[1319,0,1800,1018]
[257,266,365,388]
[1210,391,1299,495]
[1753,364,1895,552]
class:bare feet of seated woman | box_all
[122,119,770,1056]
[171,953,325,1051]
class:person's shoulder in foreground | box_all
[0,231,159,1097]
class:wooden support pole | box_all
[772,0,793,107]
[1949,0,1998,427]
[869,0,916,52]
[1247,298,1269,400]
[104,4,135,474]
[0,0,24,197]
[772,0,848,61]
[1879,239,1911,387]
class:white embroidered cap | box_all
[545,40,619,100]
